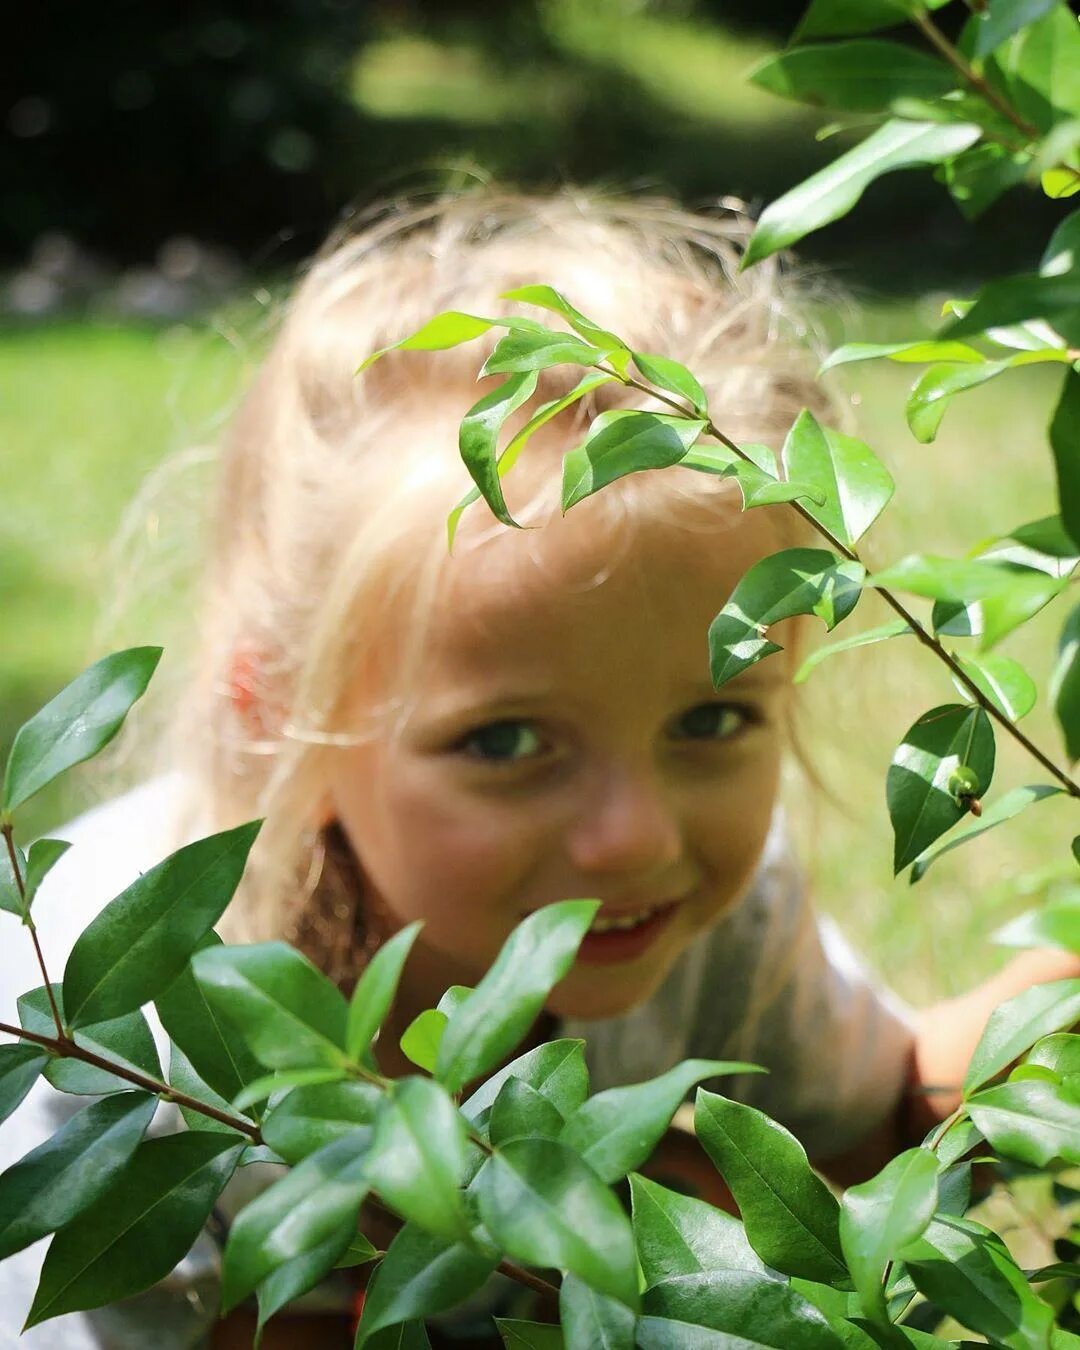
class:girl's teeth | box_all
[590,904,663,934]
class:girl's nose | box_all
[565,761,684,878]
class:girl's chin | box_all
[544,957,676,1023]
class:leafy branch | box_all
[614,366,1080,801]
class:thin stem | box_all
[0,1019,262,1141]
[912,10,1080,194]
[1,824,64,1036]
[616,371,1080,800]
[912,10,1039,140]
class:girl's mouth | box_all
[576,899,680,964]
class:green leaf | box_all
[1052,371,1080,553]
[262,1079,380,1164]
[966,0,1063,59]
[63,821,261,1028]
[458,372,539,531]
[632,352,708,416]
[220,1130,370,1313]
[254,1221,358,1341]
[448,372,617,546]
[436,901,597,1093]
[985,5,1080,136]
[875,555,1067,650]
[366,1077,470,1241]
[819,339,984,374]
[887,703,996,873]
[1008,513,1080,558]
[25,1132,242,1327]
[968,1078,1080,1166]
[795,0,948,39]
[482,329,613,377]
[750,40,955,112]
[996,891,1080,954]
[942,142,1031,221]
[461,1038,589,1132]
[560,1059,761,1185]
[193,941,349,1070]
[358,312,504,372]
[0,1041,49,1125]
[943,272,1080,345]
[839,1147,938,1325]
[167,1041,249,1135]
[399,1008,447,1074]
[680,442,825,510]
[475,1137,639,1307]
[562,411,704,510]
[22,839,71,911]
[954,652,1038,721]
[155,933,263,1105]
[1044,208,1080,277]
[496,1320,565,1349]
[365,1322,432,1349]
[355,1223,498,1345]
[709,548,865,689]
[908,350,1075,444]
[18,984,161,1095]
[781,410,894,547]
[0,1091,156,1260]
[899,1214,1055,1350]
[906,358,1014,443]
[560,1271,636,1350]
[502,284,629,358]
[231,1066,346,1113]
[795,621,910,683]
[630,1172,771,1284]
[912,783,1061,883]
[641,1268,844,1348]
[933,1117,984,1168]
[694,1091,848,1287]
[744,120,980,267]
[489,1078,566,1145]
[335,1231,379,1268]
[347,921,422,1063]
[0,839,26,917]
[965,977,1080,1092]
[2,647,161,813]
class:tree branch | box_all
[1,824,64,1036]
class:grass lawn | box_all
[1,296,1076,1007]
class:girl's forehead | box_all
[432,494,783,654]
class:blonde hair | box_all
[155,187,829,985]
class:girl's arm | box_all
[816,947,1080,1186]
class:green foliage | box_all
[887,703,996,873]
[63,821,260,1028]
[695,1091,848,1286]
[2,647,161,815]
[709,547,865,688]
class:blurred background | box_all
[3,0,1077,1002]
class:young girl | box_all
[3,190,1077,1349]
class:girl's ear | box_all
[226,646,284,737]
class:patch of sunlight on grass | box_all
[352,36,582,126]
[541,0,812,130]
[351,4,809,135]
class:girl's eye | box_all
[458,720,545,763]
[673,703,752,742]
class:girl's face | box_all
[326,492,794,1023]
